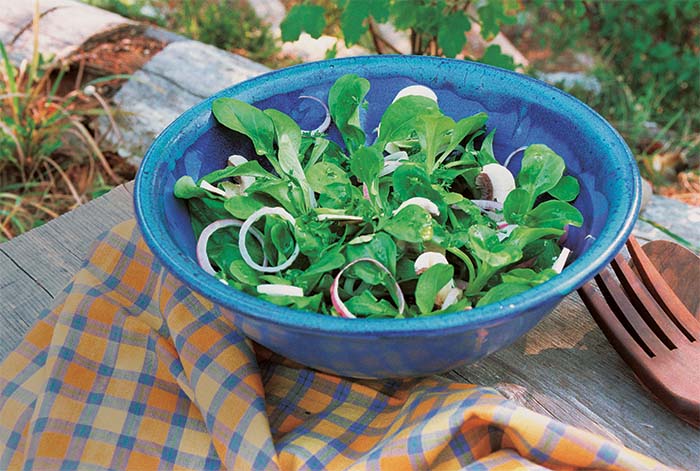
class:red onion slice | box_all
[299,95,331,134]
[240,207,300,273]
[330,257,405,319]
[196,219,266,276]
[362,183,370,200]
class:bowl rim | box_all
[135,55,641,336]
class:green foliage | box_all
[520,0,699,188]
[281,0,521,69]
[536,0,700,128]
[587,0,700,129]
[281,4,326,41]
[83,0,157,21]
[527,0,589,53]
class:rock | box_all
[640,178,653,211]
[98,40,269,163]
[536,71,602,95]
[0,0,140,64]
[280,33,369,63]
[247,0,286,35]
[634,195,700,250]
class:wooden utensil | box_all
[578,236,700,428]
[637,240,700,319]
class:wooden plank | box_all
[0,182,133,358]
[0,250,54,360]
[0,182,133,295]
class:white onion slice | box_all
[317,213,364,222]
[392,85,438,104]
[384,151,408,162]
[257,284,304,297]
[503,146,527,169]
[380,160,403,177]
[199,180,227,197]
[239,207,300,273]
[380,151,408,177]
[394,197,440,217]
[330,257,405,319]
[469,199,504,211]
[196,219,266,276]
[552,247,571,274]
[299,95,331,134]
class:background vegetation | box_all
[1,0,698,240]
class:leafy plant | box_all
[281,0,520,69]
[517,0,699,191]
[587,0,700,127]
[0,3,123,240]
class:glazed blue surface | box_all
[134,56,641,378]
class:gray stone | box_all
[537,71,602,95]
[98,40,269,162]
[140,40,269,99]
[0,0,139,64]
[247,0,286,34]
[634,195,700,250]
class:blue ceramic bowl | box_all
[135,56,640,378]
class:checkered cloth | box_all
[1,220,670,470]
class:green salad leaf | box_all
[175,74,585,317]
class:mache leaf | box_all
[212,98,276,160]
[415,263,454,315]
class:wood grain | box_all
[0,182,698,469]
[0,182,133,357]
[640,240,700,319]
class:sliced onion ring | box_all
[197,219,266,276]
[330,257,405,319]
[299,95,331,134]
[240,207,300,273]
[503,145,527,169]
[469,199,504,211]
[552,247,571,274]
[257,284,304,297]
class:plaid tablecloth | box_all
[0,220,670,470]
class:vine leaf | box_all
[281,4,327,42]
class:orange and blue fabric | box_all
[0,220,671,470]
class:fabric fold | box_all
[0,220,671,470]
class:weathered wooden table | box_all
[1,181,697,469]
